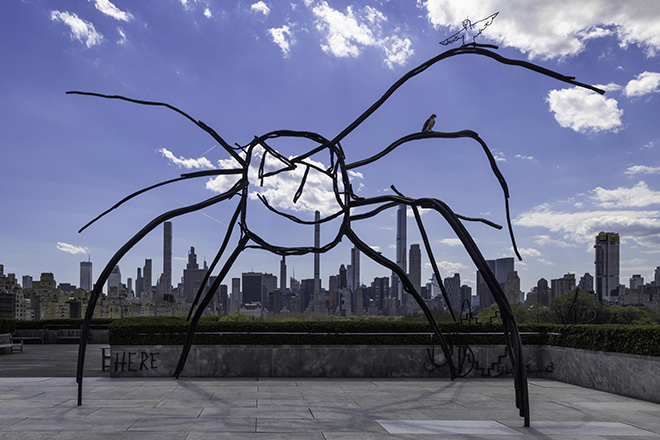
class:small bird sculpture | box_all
[439,12,499,46]
[422,114,436,132]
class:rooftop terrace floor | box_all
[1,345,659,439]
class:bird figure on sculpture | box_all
[440,12,499,46]
[422,114,436,132]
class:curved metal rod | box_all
[351,193,529,426]
[347,130,520,260]
[175,234,251,378]
[76,181,245,405]
[66,91,245,166]
[78,169,242,233]
[297,44,603,163]
[186,202,242,320]
[343,227,457,379]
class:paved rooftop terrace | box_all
[1,345,660,439]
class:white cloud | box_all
[381,35,414,69]
[117,27,127,45]
[592,181,660,208]
[516,247,542,257]
[534,234,578,248]
[491,150,505,162]
[370,245,381,252]
[596,83,622,92]
[538,259,554,266]
[419,0,660,59]
[426,260,468,273]
[158,148,215,169]
[546,87,622,133]
[625,165,660,176]
[205,145,348,216]
[57,242,89,255]
[251,2,271,16]
[515,205,660,247]
[92,0,133,22]
[204,8,212,18]
[268,24,295,56]
[308,1,414,68]
[438,238,462,246]
[624,71,660,97]
[51,11,103,48]
[514,154,536,162]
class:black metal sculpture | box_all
[71,42,604,428]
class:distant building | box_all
[408,244,422,295]
[578,273,594,293]
[630,274,644,290]
[80,260,92,291]
[183,247,208,304]
[392,204,407,303]
[504,271,521,305]
[443,273,461,312]
[476,257,514,310]
[350,247,360,292]
[551,273,576,301]
[107,265,121,295]
[594,232,620,302]
[143,259,153,300]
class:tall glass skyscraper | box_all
[594,231,620,302]
[80,260,92,291]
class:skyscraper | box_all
[280,255,287,295]
[143,259,152,300]
[408,243,421,294]
[80,260,92,291]
[444,273,461,312]
[594,232,620,302]
[161,221,173,298]
[476,257,514,310]
[314,210,321,293]
[107,265,121,295]
[392,204,407,302]
[350,247,360,292]
[183,246,208,304]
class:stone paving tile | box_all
[2,416,140,432]
[186,432,325,440]
[0,432,56,440]
[49,432,189,440]
[200,407,314,419]
[86,406,203,418]
[258,400,361,409]
[128,416,256,432]
[155,398,256,408]
[256,418,388,433]
[311,408,431,420]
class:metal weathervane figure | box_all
[440,12,499,46]
[71,16,604,427]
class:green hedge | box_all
[107,318,660,356]
[15,318,114,329]
[109,317,550,346]
[0,318,16,334]
[546,324,660,357]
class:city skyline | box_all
[2,229,655,300]
[1,1,659,295]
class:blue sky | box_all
[1,0,659,296]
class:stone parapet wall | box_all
[109,344,534,379]
[538,346,660,404]
[108,344,660,404]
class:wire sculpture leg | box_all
[344,228,457,379]
[186,203,242,320]
[351,195,530,426]
[174,234,250,378]
[76,184,244,406]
